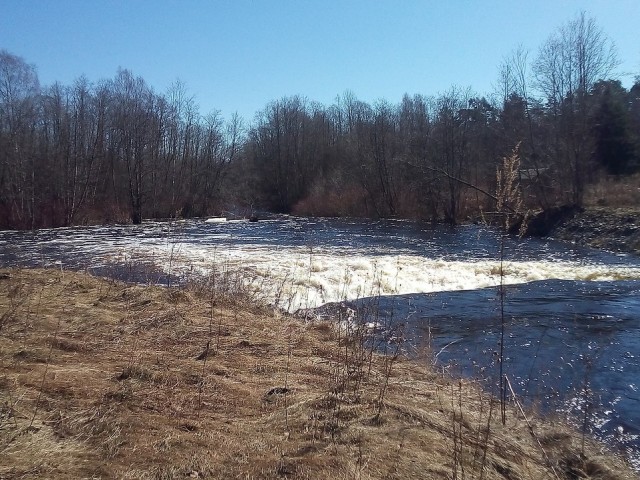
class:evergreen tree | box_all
[591,81,636,175]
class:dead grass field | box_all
[0,268,636,479]
[585,174,640,208]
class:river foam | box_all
[131,241,640,312]
[3,218,640,312]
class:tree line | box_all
[1,12,639,229]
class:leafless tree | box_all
[534,12,619,205]
[0,50,40,228]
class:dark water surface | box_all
[340,280,640,466]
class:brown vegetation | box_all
[584,174,640,209]
[516,174,640,252]
[1,268,636,479]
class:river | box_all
[1,216,639,466]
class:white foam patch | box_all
[118,242,640,312]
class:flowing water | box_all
[1,216,639,466]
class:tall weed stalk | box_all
[495,144,525,424]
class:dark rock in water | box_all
[518,205,584,237]
[249,215,259,222]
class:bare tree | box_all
[360,100,400,217]
[109,69,156,224]
[248,96,313,212]
[534,12,619,205]
[431,87,473,223]
[497,47,552,208]
[0,50,40,228]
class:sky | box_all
[1,0,639,123]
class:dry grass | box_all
[0,268,636,479]
[585,174,640,208]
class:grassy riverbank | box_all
[544,175,640,254]
[549,207,640,255]
[0,268,636,479]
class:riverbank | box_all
[1,268,636,479]
[548,207,640,255]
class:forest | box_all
[1,12,639,229]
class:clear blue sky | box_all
[1,0,638,123]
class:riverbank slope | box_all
[1,268,636,479]
[542,207,640,254]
